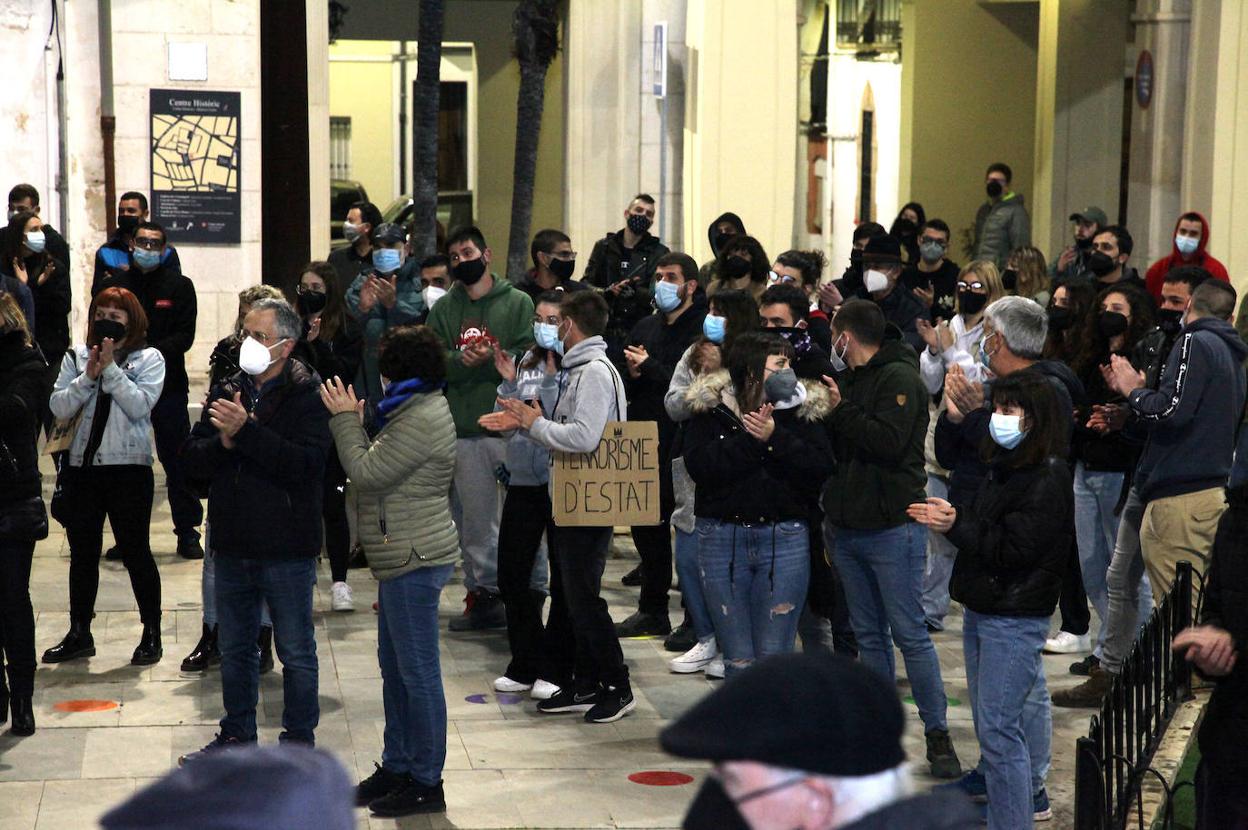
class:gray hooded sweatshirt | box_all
[526,335,627,461]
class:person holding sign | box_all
[680,332,835,679]
[478,291,633,724]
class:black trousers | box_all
[0,539,36,697]
[553,525,628,689]
[1058,537,1091,636]
[65,464,162,628]
[1197,755,1248,830]
[38,351,62,438]
[631,462,675,616]
[322,448,350,583]
[151,391,203,541]
[496,485,576,688]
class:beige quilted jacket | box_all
[329,391,459,581]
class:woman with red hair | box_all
[43,286,167,667]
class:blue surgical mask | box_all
[373,248,402,273]
[703,314,726,344]
[534,322,561,352]
[1175,234,1199,256]
[133,248,161,271]
[989,412,1027,449]
[654,280,683,313]
[23,231,46,254]
[978,334,996,372]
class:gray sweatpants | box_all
[449,435,506,594]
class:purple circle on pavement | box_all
[464,694,489,704]
[496,693,524,705]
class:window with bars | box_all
[330,116,352,179]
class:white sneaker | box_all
[1043,631,1091,654]
[493,676,533,693]
[669,638,718,674]
[705,655,725,679]
[530,679,560,700]
[330,581,354,612]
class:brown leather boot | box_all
[1052,665,1116,708]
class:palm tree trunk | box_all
[411,0,444,259]
[505,59,548,282]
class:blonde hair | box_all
[1008,246,1048,301]
[0,292,31,347]
[957,260,1006,315]
[234,284,286,335]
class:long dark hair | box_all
[727,331,794,413]
[1042,281,1096,363]
[982,373,1067,468]
[1071,283,1155,382]
[1,210,43,272]
[708,289,759,357]
[294,261,348,341]
[521,289,564,371]
[719,235,771,286]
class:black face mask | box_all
[627,214,653,235]
[297,291,328,317]
[892,218,917,240]
[1088,251,1118,277]
[1098,310,1130,339]
[453,257,487,285]
[722,255,751,279]
[1075,234,1094,250]
[958,290,988,315]
[549,257,576,280]
[1001,268,1019,292]
[713,230,735,254]
[1157,307,1184,335]
[986,180,1004,199]
[93,318,127,344]
[117,214,140,235]
[1047,305,1074,331]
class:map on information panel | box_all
[149,89,241,244]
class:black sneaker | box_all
[178,733,253,766]
[925,729,963,779]
[104,545,124,562]
[614,611,671,638]
[177,535,204,560]
[369,779,446,817]
[663,621,697,653]
[584,684,635,724]
[621,565,642,587]
[536,686,599,714]
[448,591,506,632]
[356,763,410,807]
[1070,654,1100,676]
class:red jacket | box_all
[1145,211,1230,300]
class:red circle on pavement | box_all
[629,771,695,786]
[54,699,118,713]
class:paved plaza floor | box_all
[0,461,1095,829]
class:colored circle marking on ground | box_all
[904,695,961,707]
[464,694,490,704]
[629,771,695,787]
[54,699,118,713]
[495,693,524,705]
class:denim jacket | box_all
[49,344,166,468]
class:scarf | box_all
[375,377,446,428]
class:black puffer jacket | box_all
[683,370,835,522]
[946,456,1072,617]
[582,228,669,371]
[0,334,47,505]
[181,358,331,560]
[1196,483,1248,769]
[624,296,707,448]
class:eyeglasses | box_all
[710,772,809,807]
[547,251,577,261]
[957,281,984,291]
[532,314,561,326]
[133,237,163,251]
[297,285,326,295]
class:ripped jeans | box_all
[696,517,810,680]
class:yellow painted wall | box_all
[1210,0,1248,297]
[328,40,398,210]
[900,0,1039,260]
[683,0,799,263]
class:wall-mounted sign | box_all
[1136,50,1154,110]
[150,89,241,244]
[652,23,667,99]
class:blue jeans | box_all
[696,518,810,678]
[1073,463,1151,659]
[829,522,949,732]
[963,610,1049,830]
[674,528,714,642]
[378,564,453,786]
[216,555,318,743]
[920,474,959,629]
[201,526,271,628]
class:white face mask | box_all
[238,336,286,376]
[422,285,447,310]
[864,268,890,293]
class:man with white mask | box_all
[180,298,332,761]
[856,236,926,353]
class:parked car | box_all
[380,191,474,242]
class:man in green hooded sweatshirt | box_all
[426,226,536,630]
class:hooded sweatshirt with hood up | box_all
[1144,211,1230,301]
[697,212,747,285]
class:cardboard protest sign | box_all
[552,421,660,527]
